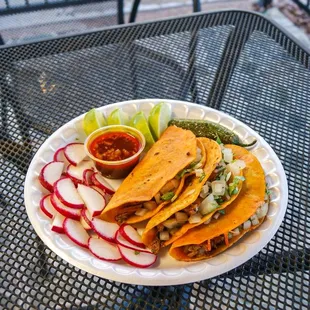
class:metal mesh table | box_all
[0,10,309,309]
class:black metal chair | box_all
[0,0,134,45]
[129,0,201,23]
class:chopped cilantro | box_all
[134,251,140,255]
[216,135,222,145]
[234,176,245,182]
[218,210,226,215]
[161,192,175,201]
[216,197,224,204]
[199,172,206,182]
[177,168,191,179]
[189,161,199,169]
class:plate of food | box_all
[24,99,288,285]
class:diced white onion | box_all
[235,160,246,169]
[204,218,211,225]
[199,184,209,198]
[194,162,203,169]
[136,228,145,236]
[228,232,233,239]
[159,231,170,241]
[211,180,226,196]
[251,217,260,226]
[226,172,232,182]
[199,199,218,215]
[220,174,226,181]
[213,212,221,220]
[175,212,188,223]
[243,220,251,230]
[195,169,204,177]
[206,193,215,202]
[186,189,196,196]
[261,203,269,217]
[188,213,202,224]
[223,148,233,163]
[135,208,148,217]
[162,218,179,229]
[196,148,202,162]
[231,228,240,235]
[143,201,157,211]
[250,214,258,221]
[226,163,240,176]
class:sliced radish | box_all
[66,161,94,184]
[83,169,94,186]
[119,224,145,248]
[51,193,81,220]
[54,177,84,209]
[91,185,106,196]
[51,214,66,233]
[64,143,87,166]
[81,208,92,226]
[63,218,89,248]
[91,218,119,243]
[53,147,70,169]
[39,161,64,192]
[88,237,122,261]
[80,215,92,230]
[40,194,57,219]
[77,184,106,217]
[118,244,157,268]
[115,230,151,253]
[91,172,115,195]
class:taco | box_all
[142,140,247,254]
[100,126,206,224]
[169,145,267,261]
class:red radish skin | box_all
[91,173,115,195]
[63,218,89,248]
[51,214,66,233]
[91,186,106,197]
[53,147,70,169]
[64,143,87,166]
[77,184,106,217]
[51,193,81,220]
[40,194,58,219]
[118,245,157,268]
[66,161,95,184]
[91,218,119,243]
[81,208,92,226]
[119,224,145,248]
[39,161,65,192]
[88,237,122,261]
[83,169,94,186]
[115,230,151,253]
[54,177,84,209]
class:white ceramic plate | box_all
[24,99,288,286]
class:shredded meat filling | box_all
[183,197,203,216]
[183,235,227,258]
[114,205,142,223]
[149,238,161,254]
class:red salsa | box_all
[90,132,140,161]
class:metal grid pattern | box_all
[0,10,309,309]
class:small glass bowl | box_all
[84,125,145,179]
